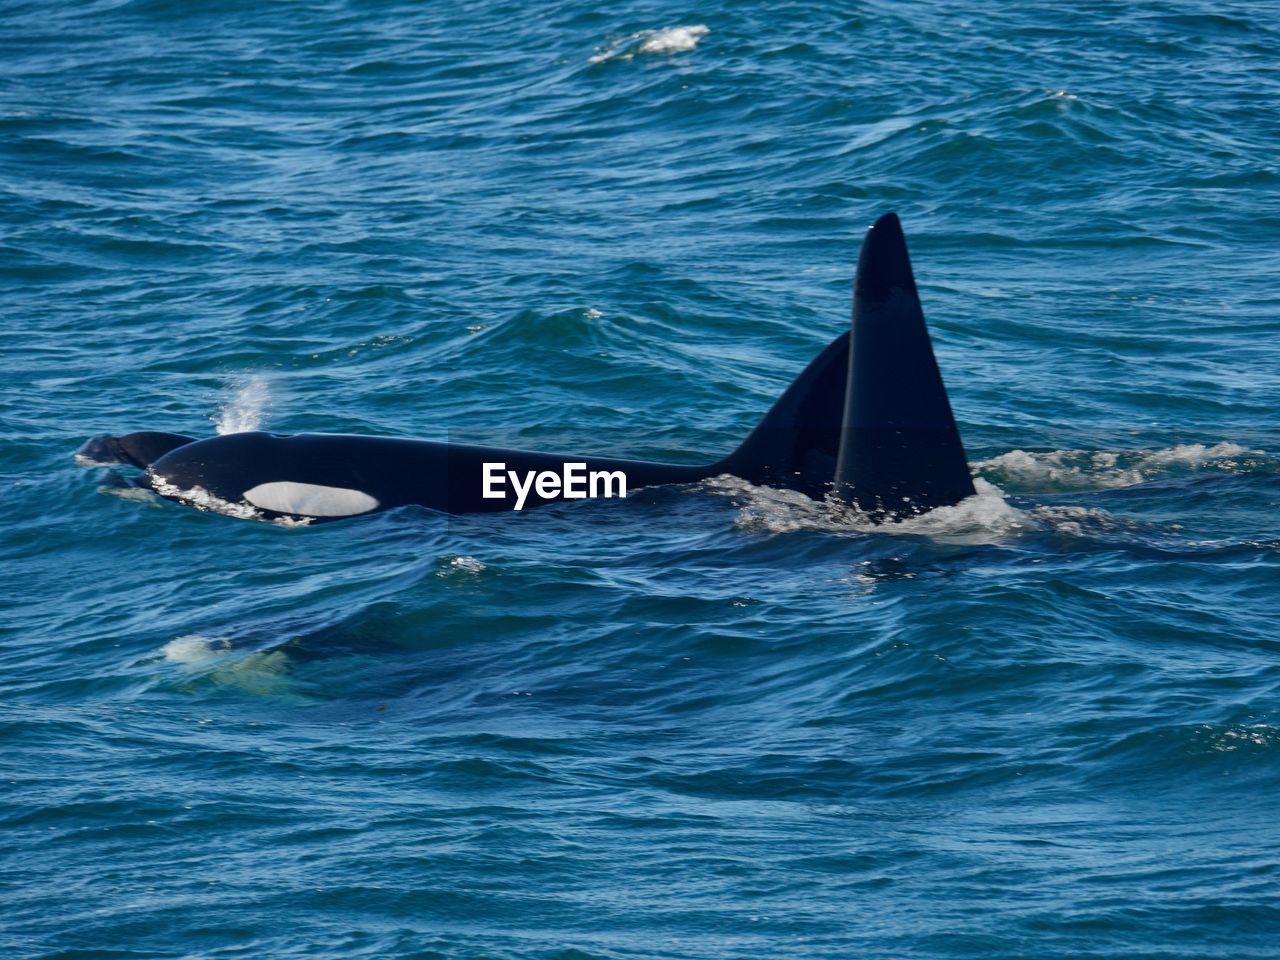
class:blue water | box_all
[4,1,1280,957]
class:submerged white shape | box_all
[100,484,162,505]
[211,650,296,698]
[160,636,302,698]
[243,480,379,517]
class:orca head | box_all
[76,431,196,470]
[147,432,382,524]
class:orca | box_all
[75,431,196,471]
[76,213,974,524]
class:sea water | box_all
[2,2,1278,957]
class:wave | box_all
[974,442,1267,492]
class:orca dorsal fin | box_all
[718,330,849,499]
[832,213,974,517]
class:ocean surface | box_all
[3,1,1279,957]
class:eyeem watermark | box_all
[482,462,627,511]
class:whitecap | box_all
[974,441,1263,492]
[436,554,487,577]
[638,24,709,55]
[1197,722,1280,753]
[590,24,709,64]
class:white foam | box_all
[639,24,709,55]
[244,481,379,518]
[436,554,487,577]
[213,375,271,435]
[1029,504,1126,538]
[150,474,264,521]
[1202,723,1280,753]
[974,442,1261,492]
[271,514,316,528]
[707,476,1031,544]
[1142,442,1255,466]
[590,24,709,63]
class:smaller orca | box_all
[75,431,195,471]
[77,213,974,525]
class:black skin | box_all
[126,329,858,521]
[76,432,197,470]
[77,213,974,524]
[147,432,711,517]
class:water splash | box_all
[590,25,709,64]
[213,375,271,435]
[974,442,1265,492]
[707,476,1031,544]
[436,554,487,577]
[162,634,231,663]
[1194,722,1280,754]
[150,474,265,521]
